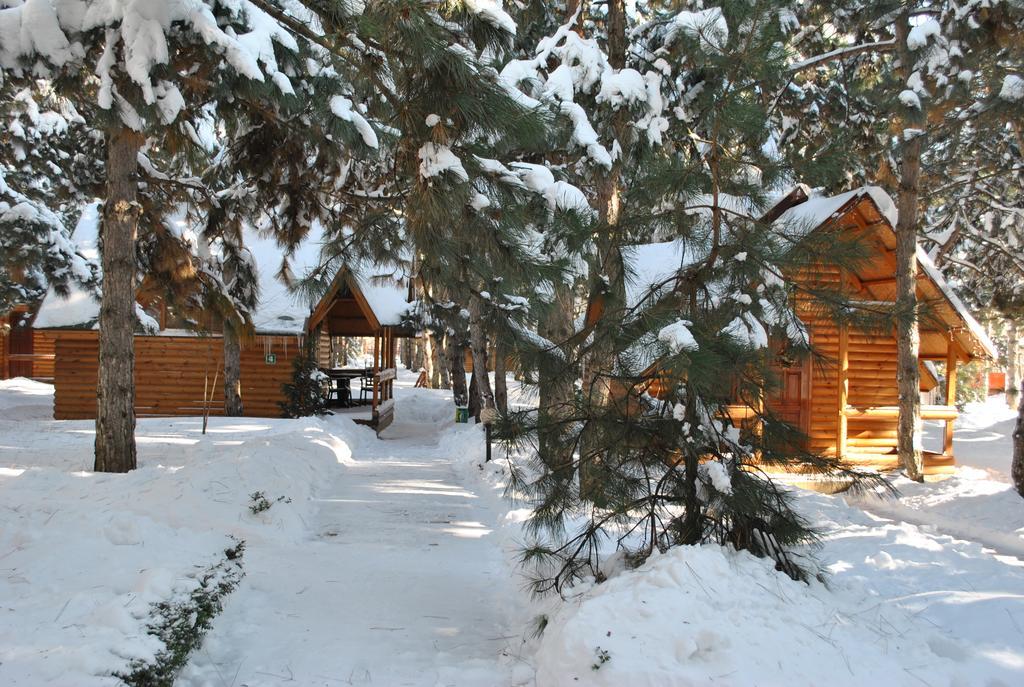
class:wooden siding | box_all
[52,333,300,420]
[794,264,902,461]
[30,331,55,379]
[1,309,54,380]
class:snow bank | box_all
[535,543,959,687]
[0,383,356,685]
[536,492,1024,686]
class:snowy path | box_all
[182,413,531,687]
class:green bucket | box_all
[455,406,470,423]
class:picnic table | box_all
[321,367,373,408]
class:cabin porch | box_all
[305,269,412,433]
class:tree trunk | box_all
[1013,379,1024,497]
[422,333,436,388]
[428,332,443,388]
[400,337,411,370]
[895,14,924,482]
[494,343,507,413]
[413,337,425,374]
[437,333,451,389]
[578,0,628,501]
[1007,322,1020,410]
[449,339,468,406]
[94,127,142,473]
[538,281,576,472]
[468,294,495,416]
[223,324,243,416]
[468,370,481,420]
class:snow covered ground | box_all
[1,377,1022,686]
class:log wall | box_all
[796,266,900,460]
[51,333,301,420]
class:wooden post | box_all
[372,333,379,412]
[944,337,958,457]
[837,321,849,460]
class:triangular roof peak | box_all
[774,186,995,360]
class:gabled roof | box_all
[776,187,996,360]
[621,186,996,361]
[306,261,411,335]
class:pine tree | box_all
[0,79,101,311]
[1,0,386,471]
[279,336,328,418]
[495,0,893,592]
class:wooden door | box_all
[765,351,810,435]
[8,312,34,378]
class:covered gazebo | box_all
[306,263,413,431]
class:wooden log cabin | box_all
[631,186,996,475]
[33,212,411,426]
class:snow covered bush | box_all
[116,539,245,687]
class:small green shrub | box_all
[116,539,245,687]
[249,491,291,514]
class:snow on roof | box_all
[33,203,101,329]
[916,247,998,359]
[623,239,699,309]
[773,185,898,234]
[350,262,410,327]
[243,226,324,334]
[775,186,995,359]
[35,208,328,335]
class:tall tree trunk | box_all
[468,294,495,416]
[1013,380,1024,497]
[449,339,468,406]
[468,369,481,420]
[223,324,243,416]
[422,333,436,388]
[437,333,451,389]
[578,0,628,501]
[1007,322,1020,410]
[538,281,576,473]
[895,14,924,482]
[428,331,443,388]
[413,337,425,374]
[94,127,142,473]
[402,337,413,371]
[494,343,507,413]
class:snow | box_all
[329,95,379,148]
[723,312,769,348]
[1000,74,1024,102]
[1,1,307,127]
[418,142,469,182]
[623,239,694,309]
[533,398,1024,686]
[671,7,729,52]
[775,185,898,233]
[0,373,532,686]
[350,261,411,326]
[657,319,698,353]
[907,18,941,51]
[34,209,330,335]
[463,0,516,36]
[899,88,921,109]
[596,68,647,109]
[509,162,594,217]
[32,202,102,329]
[1,377,1023,685]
